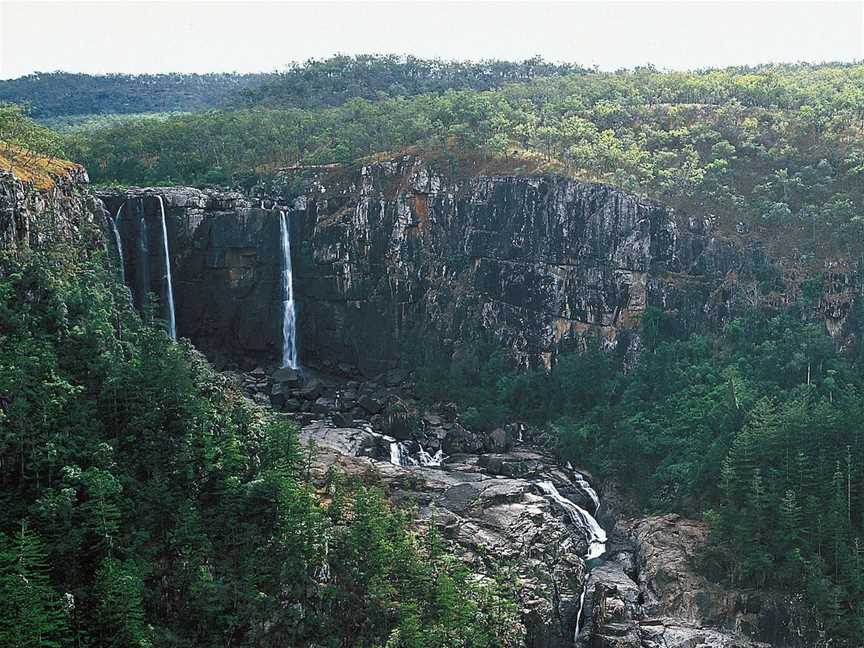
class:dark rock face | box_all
[100,157,861,374]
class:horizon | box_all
[1,1,863,80]
[3,54,864,81]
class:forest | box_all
[0,216,519,647]
[4,54,864,643]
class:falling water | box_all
[389,442,416,466]
[574,584,588,640]
[573,472,601,514]
[279,211,299,369]
[156,196,176,340]
[534,480,607,560]
[389,442,405,465]
[110,202,126,285]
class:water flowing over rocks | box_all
[278,378,772,647]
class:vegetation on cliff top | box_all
[52,57,864,261]
[0,103,75,189]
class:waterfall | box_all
[534,480,607,560]
[279,211,299,369]
[574,584,587,641]
[155,196,176,340]
[389,442,443,467]
[110,202,126,285]
[389,442,411,466]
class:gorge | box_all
[85,155,852,647]
[3,50,864,648]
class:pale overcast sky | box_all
[1,1,862,79]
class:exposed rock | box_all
[299,378,324,400]
[299,419,605,647]
[271,367,299,384]
[358,393,385,414]
[98,157,864,374]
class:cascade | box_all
[279,210,299,369]
[389,442,416,466]
[156,196,176,340]
[110,202,126,285]
[534,480,607,560]
[572,472,601,514]
[417,446,444,466]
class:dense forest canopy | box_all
[0,71,266,119]
[0,190,520,648]
[414,303,864,638]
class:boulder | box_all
[358,393,385,414]
[313,397,336,414]
[299,378,324,400]
[331,411,353,427]
[271,367,300,384]
[270,382,289,408]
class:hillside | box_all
[0,71,265,120]
[56,60,864,264]
[4,57,864,647]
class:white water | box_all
[389,441,443,467]
[279,211,299,369]
[417,446,444,466]
[574,583,587,641]
[110,203,126,285]
[389,442,415,466]
[156,196,176,340]
[535,480,607,560]
[573,472,601,514]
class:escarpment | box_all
[99,156,860,374]
[1,159,105,251]
[4,154,845,647]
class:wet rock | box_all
[269,382,289,408]
[313,397,336,414]
[331,411,353,427]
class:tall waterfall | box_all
[156,196,176,340]
[110,202,126,285]
[534,480,607,560]
[279,211,299,369]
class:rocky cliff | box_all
[6,155,843,647]
[99,156,861,374]
[1,157,105,252]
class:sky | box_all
[1,0,862,79]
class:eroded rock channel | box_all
[93,158,845,648]
[223,366,775,648]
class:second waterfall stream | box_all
[279,211,299,369]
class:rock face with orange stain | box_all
[99,156,860,373]
[1,152,103,251]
